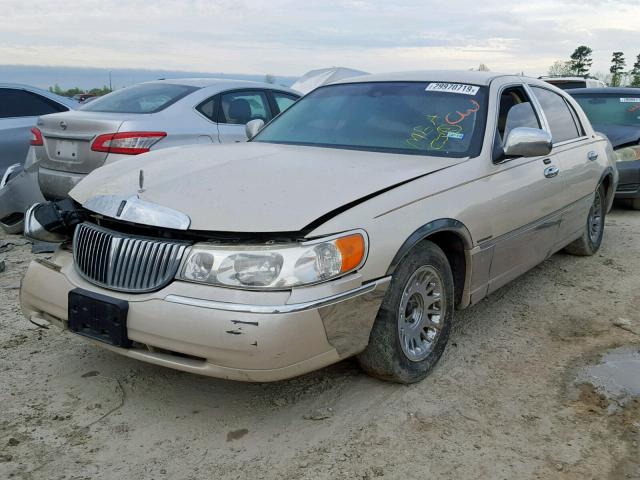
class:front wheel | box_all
[564,183,606,256]
[357,241,454,384]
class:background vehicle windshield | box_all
[254,81,488,157]
[573,94,640,126]
[81,83,198,114]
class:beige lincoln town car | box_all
[20,71,617,383]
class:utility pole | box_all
[109,71,112,91]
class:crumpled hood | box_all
[70,142,464,232]
[593,124,640,149]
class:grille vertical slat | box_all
[73,223,189,293]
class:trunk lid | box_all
[36,111,137,173]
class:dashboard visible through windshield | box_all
[254,81,488,158]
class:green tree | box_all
[631,54,640,87]
[610,51,626,87]
[547,60,573,76]
[570,46,593,76]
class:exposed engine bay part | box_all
[24,199,87,243]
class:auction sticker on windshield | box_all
[620,98,640,103]
[426,83,480,95]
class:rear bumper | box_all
[615,160,640,199]
[20,250,388,382]
[38,166,85,200]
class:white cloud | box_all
[1,0,639,77]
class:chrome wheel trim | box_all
[588,188,603,244]
[398,265,446,362]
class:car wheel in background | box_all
[565,183,606,256]
[620,198,640,210]
[358,241,454,384]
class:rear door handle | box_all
[544,166,560,178]
[588,151,598,161]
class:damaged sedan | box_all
[21,71,617,383]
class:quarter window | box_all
[272,92,298,113]
[531,86,581,143]
[0,88,67,118]
[219,91,271,125]
[196,96,219,122]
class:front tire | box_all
[357,241,454,384]
[564,183,606,256]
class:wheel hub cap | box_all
[588,189,603,244]
[398,265,445,362]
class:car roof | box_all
[567,87,640,95]
[144,77,298,93]
[539,76,595,81]
[330,70,536,86]
[0,82,78,108]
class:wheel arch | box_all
[598,166,615,211]
[386,219,473,308]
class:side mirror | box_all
[245,119,265,140]
[503,127,552,158]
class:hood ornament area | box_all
[138,169,145,194]
[83,194,191,230]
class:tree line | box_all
[548,46,640,87]
[48,84,113,98]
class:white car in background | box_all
[539,76,607,90]
[31,78,300,199]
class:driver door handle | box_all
[544,166,560,178]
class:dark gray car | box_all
[568,87,640,209]
[0,84,77,176]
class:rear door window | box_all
[0,88,67,118]
[219,91,272,124]
[531,86,581,143]
[81,83,198,113]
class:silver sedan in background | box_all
[0,83,77,177]
[31,78,300,199]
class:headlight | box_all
[615,145,640,162]
[179,231,367,289]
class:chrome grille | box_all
[73,223,190,292]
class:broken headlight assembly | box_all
[615,144,640,162]
[179,231,368,289]
[24,199,87,243]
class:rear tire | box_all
[357,241,454,384]
[564,184,606,256]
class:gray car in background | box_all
[31,79,300,199]
[0,84,77,176]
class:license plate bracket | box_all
[68,289,131,347]
[55,140,79,161]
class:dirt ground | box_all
[1,210,639,480]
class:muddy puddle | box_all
[577,345,640,411]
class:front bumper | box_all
[20,249,388,382]
[614,160,640,199]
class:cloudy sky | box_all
[2,0,639,77]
